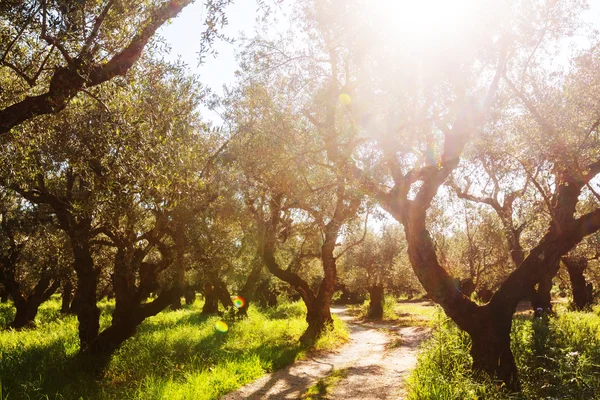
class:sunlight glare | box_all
[368,0,481,45]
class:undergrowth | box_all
[407,306,600,399]
[0,297,348,400]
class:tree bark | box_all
[529,260,559,313]
[201,280,232,314]
[202,282,219,314]
[87,288,177,355]
[10,277,59,329]
[215,280,233,309]
[71,240,101,350]
[469,306,519,390]
[301,232,337,343]
[170,236,186,310]
[61,280,73,314]
[85,241,178,355]
[563,256,594,310]
[302,296,334,344]
[12,298,40,329]
[368,284,384,319]
[262,198,333,344]
[184,285,196,305]
[238,251,264,316]
[0,0,194,137]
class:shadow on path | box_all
[221,305,431,400]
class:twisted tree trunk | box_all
[11,277,60,329]
[563,256,594,310]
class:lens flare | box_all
[215,320,229,333]
[233,296,245,309]
[339,93,351,105]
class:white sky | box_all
[158,1,282,123]
[158,0,600,125]
[157,0,600,235]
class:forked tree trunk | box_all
[87,288,177,355]
[563,257,594,310]
[201,280,232,314]
[10,277,60,329]
[86,243,178,356]
[255,280,278,307]
[1,263,60,329]
[530,261,559,313]
[12,298,41,329]
[368,284,384,319]
[215,280,233,309]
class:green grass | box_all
[351,295,437,326]
[407,307,600,399]
[301,368,349,399]
[0,297,348,400]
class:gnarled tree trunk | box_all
[368,284,384,319]
[469,306,518,389]
[86,240,178,355]
[88,288,177,355]
[10,277,59,329]
[71,239,101,350]
[202,279,233,314]
[301,234,337,343]
[184,285,196,305]
[563,256,594,310]
[529,260,559,314]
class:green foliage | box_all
[0,298,348,400]
[407,308,600,399]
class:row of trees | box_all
[2,0,600,393]
[217,0,600,391]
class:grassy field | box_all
[407,305,600,399]
[352,295,437,326]
[0,297,348,400]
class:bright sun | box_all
[367,0,492,46]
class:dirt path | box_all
[221,305,431,400]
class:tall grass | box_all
[407,307,600,399]
[0,297,348,400]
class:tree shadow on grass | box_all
[1,306,308,400]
